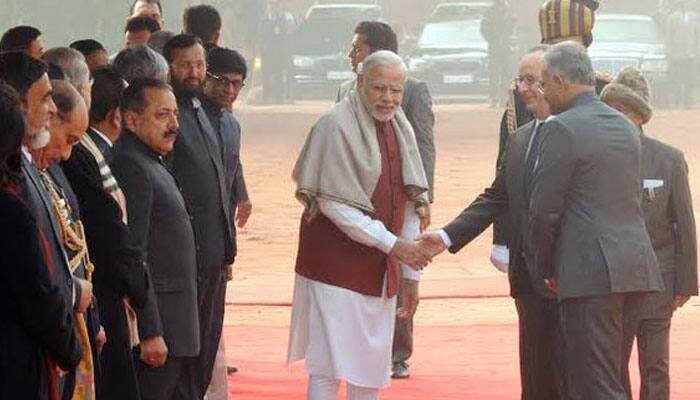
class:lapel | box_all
[505,120,536,204]
[21,154,72,270]
[194,104,228,207]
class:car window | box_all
[418,20,486,50]
[593,18,663,45]
[294,20,355,55]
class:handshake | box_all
[390,231,449,271]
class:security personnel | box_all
[491,0,610,272]
[601,66,698,400]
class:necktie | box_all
[524,122,544,188]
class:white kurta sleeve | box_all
[317,198,397,254]
[400,202,422,282]
[317,198,423,282]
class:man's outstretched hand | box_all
[390,238,432,270]
[416,231,448,259]
[397,279,420,319]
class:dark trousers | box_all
[193,266,227,397]
[559,292,646,400]
[98,291,140,400]
[624,272,675,400]
[635,318,672,400]
[515,294,562,400]
[392,285,413,364]
[137,356,197,400]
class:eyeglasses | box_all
[207,72,245,90]
[515,75,540,87]
[515,75,545,94]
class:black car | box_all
[290,3,384,99]
[407,18,489,100]
[588,14,670,105]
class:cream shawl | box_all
[293,90,429,219]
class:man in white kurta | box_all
[288,51,432,400]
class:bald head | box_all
[34,80,88,169]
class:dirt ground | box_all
[223,102,700,398]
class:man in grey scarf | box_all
[288,51,431,400]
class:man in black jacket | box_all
[163,34,234,396]
[61,66,151,400]
[112,78,200,399]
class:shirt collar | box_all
[21,146,33,163]
[90,126,113,147]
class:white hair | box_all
[113,45,169,84]
[544,41,596,86]
[42,47,91,90]
[358,50,407,79]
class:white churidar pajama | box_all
[287,198,421,400]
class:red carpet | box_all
[224,311,700,399]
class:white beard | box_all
[29,128,50,149]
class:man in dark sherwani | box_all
[601,66,698,400]
[111,78,200,399]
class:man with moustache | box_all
[0,51,92,397]
[163,34,234,396]
[61,67,151,400]
[288,51,429,400]
[530,42,662,399]
[111,78,200,399]
[418,46,565,400]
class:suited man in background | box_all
[61,66,151,400]
[163,34,234,396]
[530,42,663,400]
[201,46,252,397]
[336,21,435,379]
[111,78,200,399]
[600,66,698,400]
[418,46,563,400]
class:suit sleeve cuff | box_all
[438,229,453,248]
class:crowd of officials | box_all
[0,1,698,400]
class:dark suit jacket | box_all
[0,188,82,399]
[202,97,249,237]
[112,132,200,357]
[639,134,697,296]
[443,120,553,298]
[19,155,77,314]
[337,77,436,202]
[166,97,234,269]
[529,91,663,300]
[61,130,150,308]
[494,76,611,245]
[61,130,152,399]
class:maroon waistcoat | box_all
[295,120,408,298]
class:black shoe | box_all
[391,361,410,379]
[226,365,239,375]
